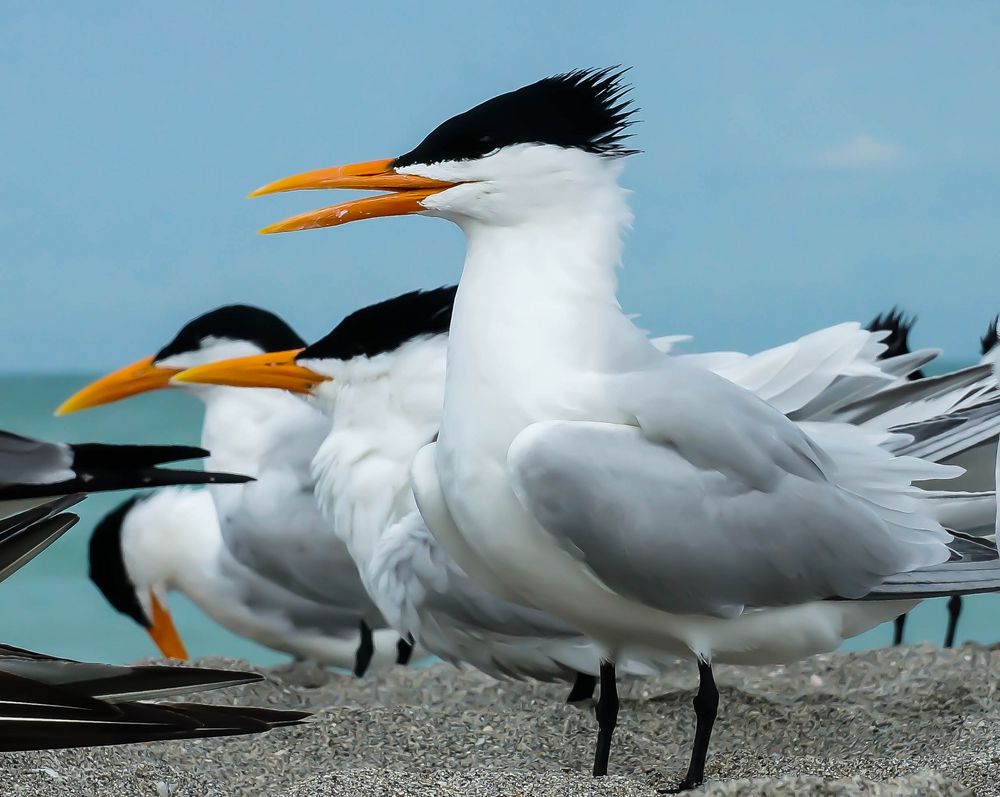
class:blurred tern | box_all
[0,447,307,749]
[245,67,1000,789]
[58,306,407,672]
[89,487,402,669]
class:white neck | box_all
[310,336,448,577]
[121,488,222,599]
[191,385,324,478]
[440,170,654,452]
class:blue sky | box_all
[2,2,999,371]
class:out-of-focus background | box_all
[2,2,998,664]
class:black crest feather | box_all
[394,67,638,168]
[89,495,150,630]
[866,307,924,381]
[981,316,999,356]
[299,287,456,362]
[155,305,306,362]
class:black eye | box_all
[479,135,493,144]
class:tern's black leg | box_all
[396,636,414,666]
[668,659,719,793]
[944,595,963,648]
[353,620,374,677]
[592,662,619,776]
[567,672,598,704]
[893,613,907,646]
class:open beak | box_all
[56,356,180,415]
[147,591,188,660]
[249,158,458,234]
[172,349,328,394]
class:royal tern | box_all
[58,306,409,672]
[0,466,307,749]
[246,68,1000,789]
[90,486,405,670]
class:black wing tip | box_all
[981,315,999,356]
[121,468,255,489]
[169,702,311,726]
[70,443,211,468]
[184,470,255,486]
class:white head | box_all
[245,68,638,234]
[172,288,454,426]
[88,488,217,660]
[170,289,454,564]
[57,305,308,414]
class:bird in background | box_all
[241,67,1000,790]
[57,306,412,674]
[0,432,308,749]
[872,310,1000,648]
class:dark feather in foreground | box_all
[0,432,253,502]
[0,496,307,751]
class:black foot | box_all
[353,620,374,677]
[671,659,718,790]
[944,595,963,648]
[396,636,414,666]
[567,672,597,704]
[592,662,619,776]
[892,613,907,646]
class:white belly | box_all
[436,437,913,664]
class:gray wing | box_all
[680,321,936,417]
[0,495,84,582]
[371,510,580,640]
[507,364,954,618]
[218,476,369,612]
[369,511,597,680]
[892,391,1000,476]
[0,431,73,490]
[216,547,370,639]
[832,363,996,427]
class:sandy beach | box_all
[1,644,995,796]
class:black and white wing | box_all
[0,430,253,518]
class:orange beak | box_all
[147,591,188,660]
[56,356,181,415]
[172,349,328,394]
[249,158,458,234]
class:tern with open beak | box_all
[243,68,1000,789]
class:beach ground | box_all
[1,644,995,796]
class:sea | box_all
[0,371,996,666]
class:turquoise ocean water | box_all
[0,370,996,666]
